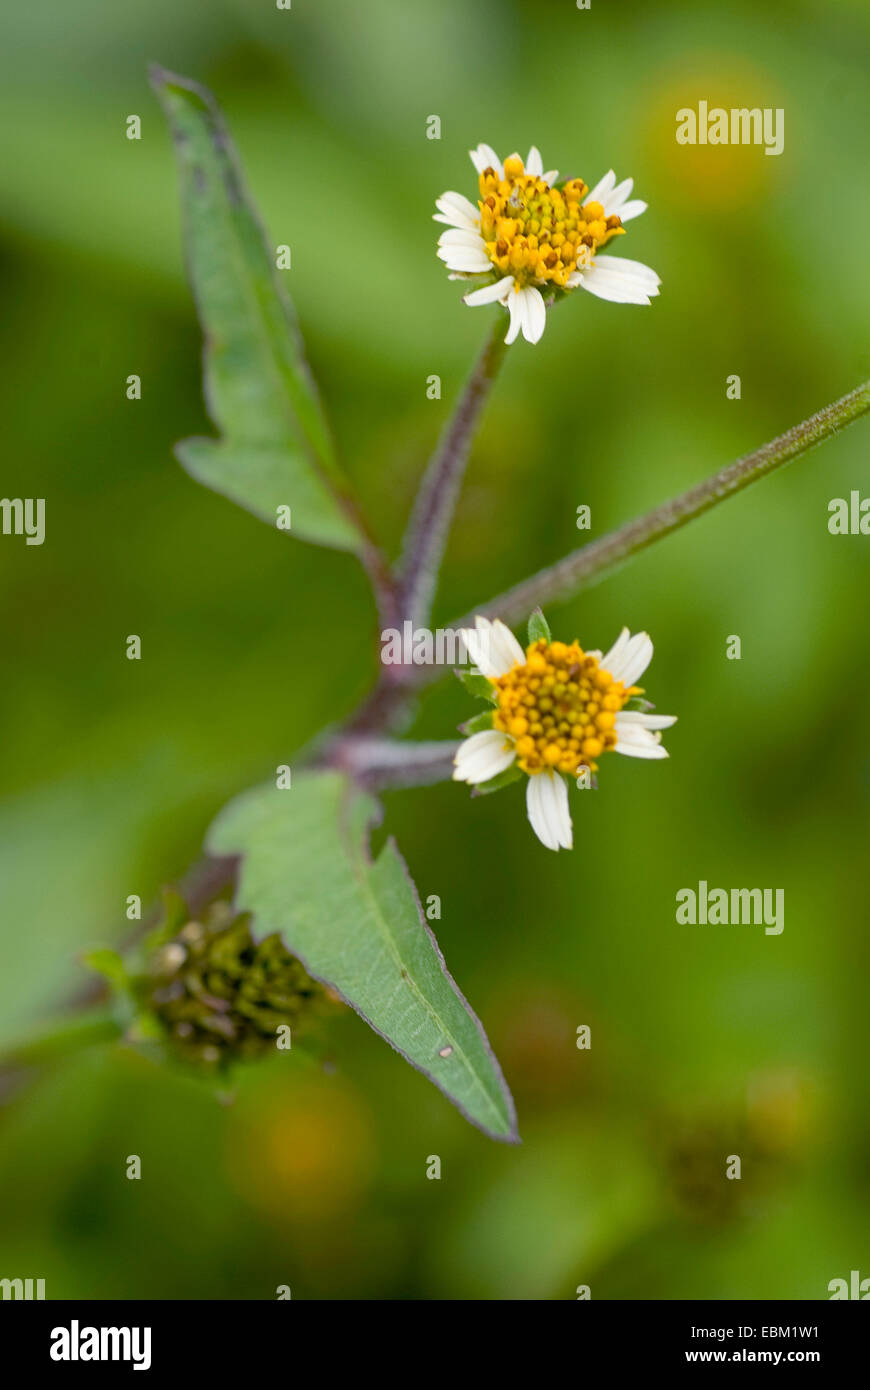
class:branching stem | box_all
[397,317,508,629]
[441,379,870,642]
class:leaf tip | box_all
[527,606,551,645]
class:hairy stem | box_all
[329,736,460,789]
[441,378,870,638]
[0,1009,122,1102]
[2,1010,121,1067]
[398,316,508,629]
[25,379,870,1047]
[359,532,404,634]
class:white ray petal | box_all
[437,228,487,247]
[517,286,546,343]
[459,623,500,678]
[433,193,480,230]
[605,630,649,683]
[526,770,573,851]
[526,145,543,177]
[453,730,516,784]
[602,176,634,214]
[619,633,654,687]
[470,143,503,178]
[613,738,669,760]
[592,255,660,289]
[616,711,677,730]
[584,169,617,205]
[579,265,656,305]
[616,198,647,222]
[437,246,493,273]
[542,169,559,184]
[490,618,526,670]
[504,289,523,344]
[435,190,479,220]
[601,627,632,674]
[613,723,660,747]
[460,616,517,678]
[464,275,515,306]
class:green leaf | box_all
[83,948,129,992]
[151,67,362,553]
[459,710,495,735]
[207,771,518,1142]
[527,608,551,645]
[141,885,190,955]
[456,669,497,703]
[470,763,523,796]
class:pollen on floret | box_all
[490,637,639,775]
[477,157,626,291]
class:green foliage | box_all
[470,763,524,796]
[5,0,870,1300]
[459,709,495,735]
[527,608,551,645]
[207,771,518,1141]
[456,669,498,703]
[142,886,190,953]
[151,67,362,553]
[82,948,129,993]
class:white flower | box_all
[453,616,676,851]
[435,145,660,344]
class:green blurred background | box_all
[1,0,869,1300]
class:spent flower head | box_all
[88,896,335,1073]
[435,144,660,343]
[453,612,676,850]
[142,903,330,1070]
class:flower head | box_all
[125,898,334,1071]
[453,613,676,851]
[435,144,660,344]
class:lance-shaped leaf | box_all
[151,66,362,553]
[207,771,518,1142]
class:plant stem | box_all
[356,524,404,634]
[397,316,508,630]
[442,378,870,637]
[1,1009,121,1066]
[27,379,870,1049]
[329,737,460,789]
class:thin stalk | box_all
[330,737,460,789]
[17,379,870,1053]
[0,1008,122,1101]
[1,1010,121,1068]
[442,379,870,638]
[398,316,508,629]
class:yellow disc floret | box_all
[478,154,626,290]
[491,638,641,775]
